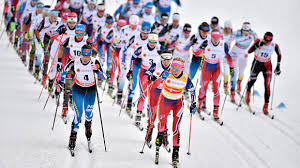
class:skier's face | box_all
[50,16,57,23]
[212,36,221,45]
[224,27,232,34]
[88,3,96,10]
[141,32,149,40]
[36,8,43,14]
[162,59,171,67]
[145,8,152,14]
[75,32,85,41]
[171,66,183,77]
[148,41,156,48]
[68,22,76,29]
[242,30,249,36]
[184,31,190,38]
[161,18,168,25]
[81,55,91,64]
[106,23,113,29]
[97,10,104,17]
[173,19,179,26]
[130,25,137,30]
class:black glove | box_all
[190,35,197,44]
[230,67,234,78]
[59,26,67,35]
[274,64,281,75]
[126,70,132,80]
[148,75,157,81]
[190,102,197,114]
[200,40,208,49]
[57,62,62,72]
[259,41,265,47]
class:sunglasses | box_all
[172,67,184,72]
[148,40,157,44]
[76,33,85,36]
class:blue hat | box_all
[75,24,86,33]
[141,21,151,33]
[145,2,153,9]
[105,15,114,24]
[133,0,141,4]
[49,10,59,17]
[81,48,92,56]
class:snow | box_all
[1,0,300,168]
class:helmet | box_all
[198,22,210,32]
[148,33,158,43]
[183,23,192,32]
[105,15,114,24]
[172,13,180,21]
[75,24,86,33]
[117,19,127,26]
[129,15,139,26]
[211,16,219,25]
[68,12,78,23]
[97,3,105,11]
[224,20,232,29]
[242,22,251,31]
[264,32,273,41]
[211,30,222,38]
[36,2,44,8]
[49,10,59,17]
[161,51,172,60]
[161,13,169,20]
[141,21,151,33]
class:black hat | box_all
[211,16,219,24]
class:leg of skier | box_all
[230,53,239,102]
[262,61,272,114]
[212,64,221,119]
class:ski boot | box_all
[135,111,143,131]
[68,130,77,157]
[230,89,235,103]
[172,146,180,167]
[33,66,40,80]
[162,130,171,153]
[155,131,163,164]
[97,78,103,88]
[145,126,153,148]
[126,99,133,118]
[263,103,269,115]
[245,90,251,105]
[62,102,68,124]
[21,53,26,65]
[116,91,122,105]
[197,97,205,120]
[85,120,93,153]
[237,79,242,95]
[107,82,114,97]
[28,60,33,73]
[48,80,54,93]
[213,105,220,120]
[224,82,229,95]
[202,97,207,111]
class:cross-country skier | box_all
[91,3,108,40]
[221,20,235,94]
[230,22,258,102]
[123,21,151,113]
[127,32,161,129]
[197,30,234,120]
[166,13,183,52]
[245,32,282,115]
[151,12,169,51]
[80,0,97,37]
[154,57,196,167]
[65,44,106,156]
[189,22,210,80]
[140,2,155,25]
[145,51,172,149]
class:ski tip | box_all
[139,151,144,154]
[187,152,191,155]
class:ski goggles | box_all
[161,16,169,20]
[148,39,157,44]
[171,60,184,69]
[81,48,92,56]
[97,5,105,11]
[76,32,85,36]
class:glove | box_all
[200,40,208,49]
[259,41,265,47]
[148,75,157,81]
[230,67,234,78]
[161,70,170,79]
[274,64,281,75]
[127,70,132,80]
[190,102,197,114]
[59,26,67,35]
[57,62,62,72]
[24,32,30,40]
[38,41,44,48]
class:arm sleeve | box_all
[275,43,282,63]
[248,39,260,54]
[224,43,234,68]
[129,46,142,70]
[186,77,195,103]
[95,60,107,80]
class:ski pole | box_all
[43,71,60,110]
[220,93,228,116]
[139,85,164,154]
[51,92,61,131]
[38,35,64,100]
[118,79,132,116]
[187,113,193,155]
[270,75,276,110]
[236,59,257,111]
[94,74,107,152]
